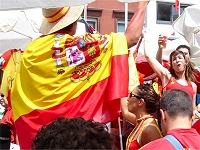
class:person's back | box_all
[140,89,200,150]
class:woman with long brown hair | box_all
[143,32,197,110]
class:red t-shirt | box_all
[163,78,194,98]
[140,128,200,150]
[192,119,200,134]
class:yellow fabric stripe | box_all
[1,51,22,97]
[46,7,69,23]
[11,33,128,120]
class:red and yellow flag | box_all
[0,49,23,107]
[11,33,130,149]
[0,49,23,144]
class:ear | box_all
[138,98,145,107]
[192,110,196,123]
[160,109,166,121]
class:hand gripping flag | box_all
[11,32,129,149]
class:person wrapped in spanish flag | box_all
[11,1,149,149]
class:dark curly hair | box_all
[32,117,116,150]
[136,84,160,114]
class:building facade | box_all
[84,0,199,61]
[86,0,198,35]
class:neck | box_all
[175,70,186,80]
[54,29,73,36]
[136,113,152,121]
[166,117,192,133]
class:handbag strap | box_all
[164,135,184,150]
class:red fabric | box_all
[0,107,16,144]
[128,139,141,150]
[175,0,179,11]
[192,119,200,134]
[136,56,155,78]
[141,128,200,149]
[163,78,194,98]
[0,49,23,69]
[194,71,200,94]
[136,56,169,80]
[15,54,128,149]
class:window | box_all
[117,20,126,33]
[117,20,130,33]
[157,2,188,24]
[86,18,98,31]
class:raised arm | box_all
[124,1,148,48]
[120,97,136,125]
[143,32,170,87]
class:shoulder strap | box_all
[164,135,184,150]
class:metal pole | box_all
[84,4,87,21]
[118,117,123,150]
[178,0,180,17]
[125,3,128,29]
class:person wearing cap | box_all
[11,2,149,149]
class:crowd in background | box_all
[0,1,200,149]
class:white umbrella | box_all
[0,9,42,53]
[0,0,95,11]
[173,4,200,58]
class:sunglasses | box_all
[129,92,142,99]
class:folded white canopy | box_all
[0,0,95,11]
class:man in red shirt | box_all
[140,89,200,149]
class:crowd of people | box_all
[0,0,200,149]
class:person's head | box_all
[32,117,116,150]
[169,50,195,82]
[160,89,193,135]
[127,84,160,116]
[0,93,8,108]
[0,123,11,150]
[40,6,84,35]
[176,45,191,60]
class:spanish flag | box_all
[11,32,130,149]
[0,49,23,107]
[0,49,23,144]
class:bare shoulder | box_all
[191,82,197,91]
[142,123,162,138]
[191,81,197,87]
